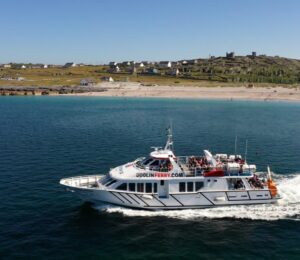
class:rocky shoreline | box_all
[0,86,107,96]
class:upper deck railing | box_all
[176,156,253,177]
[133,155,254,177]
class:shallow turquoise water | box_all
[0,96,300,259]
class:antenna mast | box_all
[244,139,248,163]
[234,136,237,158]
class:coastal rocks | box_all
[0,85,108,96]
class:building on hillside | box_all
[141,61,149,66]
[226,52,235,59]
[21,65,26,69]
[30,64,43,69]
[187,59,198,65]
[109,62,118,67]
[3,64,11,68]
[121,61,132,66]
[108,65,120,73]
[101,76,114,82]
[64,62,77,68]
[129,67,137,74]
[247,51,257,59]
[48,64,62,68]
[166,68,180,76]
[146,68,159,75]
[159,61,171,68]
[179,60,188,66]
[135,62,144,68]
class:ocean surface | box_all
[0,96,300,259]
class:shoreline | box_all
[2,82,300,102]
[62,82,300,102]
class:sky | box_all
[0,0,300,64]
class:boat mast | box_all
[164,125,174,151]
[234,135,237,158]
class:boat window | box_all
[149,160,160,170]
[137,183,144,193]
[102,177,113,185]
[116,183,127,191]
[150,160,159,166]
[160,180,164,186]
[129,183,135,192]
[142,158,153,165]
[195,182,204,191]
[106,179,117,187]
[146,183,152,193]
[187,182,194,192]
[154,183,157,193]
[179,182,186,192]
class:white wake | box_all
[96,174,300,221]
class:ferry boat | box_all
[60,129,279,210]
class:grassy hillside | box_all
[193,55,300,84]
[1,55,300,87]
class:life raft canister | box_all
[267,179,278,197]
[204,169,225,177]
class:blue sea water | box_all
[0,96,300,259]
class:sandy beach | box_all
[64,82,300,102]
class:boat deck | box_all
[60,175,104,189]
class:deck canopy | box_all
[150,149,175,159]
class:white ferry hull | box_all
[60,130,280,210]
[60,176,278,210]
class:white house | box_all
[135,62,144,68]
[3,64,11,68]
[43,64,48,69]
[179,60,188,65]
[171,68,180,76]
[166,68,180,76]
[109,62,118,66]
[101,76,114,82]
[122,61,132,66]
[21,65,26,69]
[159,61,172,68]
[187,59,198,65]
[108,65,120,73]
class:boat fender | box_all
[214,196,226,202]
[267,179,278,197]
[142,194,153,200]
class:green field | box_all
[1,55,300,88]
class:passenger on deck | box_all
[249,174,264,189]
[234,179,244,189]
[239,165,243,174]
